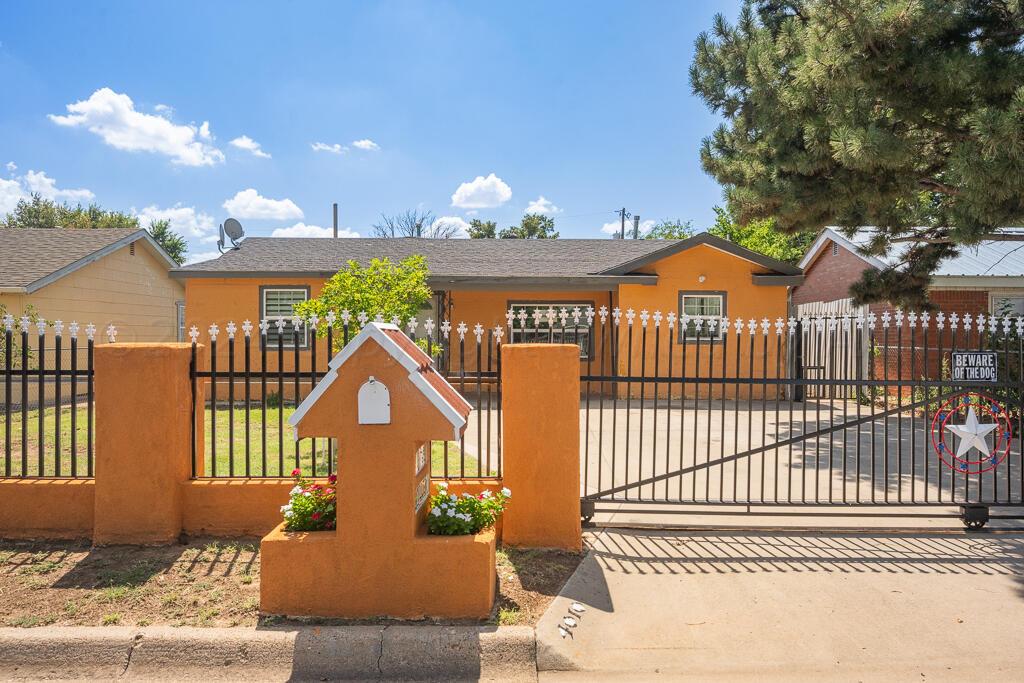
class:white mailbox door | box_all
[357,377,391,424]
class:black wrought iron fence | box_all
[188,313,504,480]
[0,314,99,478]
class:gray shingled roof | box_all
[0,228,173,291]
[172,235,800,280]
[174,237,677,278]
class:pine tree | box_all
[691,0,1024,307]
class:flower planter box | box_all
[260,522,496,620]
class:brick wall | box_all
[792,239,874,306]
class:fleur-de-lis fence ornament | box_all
[374,312,385,323]
[189,325,200,343]
[85,323,96,341]
[867,311,877,330]
[585,306,595,326]
[936,311,946,330]
[1,314,12,332]
[666,311,677,329]
[653,311,662,328]
[391,314,401,327]
[894,309,904,328]
[308,314,319,331]
[1002,316,1012,335]
[841,316,851,332]
[19,316,30,334]
[707,317,718,334]
[424,318,435,337]
[1017,318,1024,336]
[106,324,118,343]
[881,310,892,328]
[54,320,64,337]
[493,325,504,342]
[407,317,418,335]
[747,318,757,335]
[964,312,973,332]
[68,321,80,339]
[989,315,999,335]
[787,317,798,334]
[598,306,608,325]
[226,321,237,340]
[325,310,337,327]
[440,320,452,338]
[505,308,515,331]
[473,323,484,343]
[639,309,649,328]
[208,323,220,342]
[920,311,931,330]
[258,319,270,336]
[625,308,636,326]
[291,314,303,332]
[760,318,771,334]
[35,318,47,336]
[612,307,622,326]
[854,314,864,330]
[907,311,918,328]
[274,319,286,336]
[775,318,784,335]
[532,308,544,328]
[572,306,581,326]
[694,317,704,333]
[558,307,569,328]
[456,322,468,341]
[357,311,369,326]
[242,320,253,337]
[339,309,351,326]
[734,317,743,333]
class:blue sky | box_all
[0,1,740,262]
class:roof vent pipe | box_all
[333,203,339,239]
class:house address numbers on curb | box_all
[951,351,998,382]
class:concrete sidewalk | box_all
[0,624,536,681]
[537,528,1024,681]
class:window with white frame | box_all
[175,302,186,342]
[678,292,725,341]
[508,302,592,359]
[261,287,309,347]
[991,294,1024,317]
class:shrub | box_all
[426,482,510,535]
[280,470,337,531]
[265,391,282,408]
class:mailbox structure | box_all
[258,322,496,619]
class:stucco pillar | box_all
[501,344,582,550]
[93,343,195,544]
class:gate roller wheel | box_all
[961,505,989,531]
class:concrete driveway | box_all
[537,528,1024,681]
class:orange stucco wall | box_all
[261,337,496,619]
[618,243,791,398]
[93,343,194,545]
[0,479,94,539]
[501,344,582,551]
[180,480,296,537]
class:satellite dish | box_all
[218,218,245,253]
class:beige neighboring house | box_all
[0,228,185,342]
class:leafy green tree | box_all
[707,206,815,264]
[147,219,188,265]
[499,213,559,239]
[293,256,433,347]
[644,219,695,240]
[691,0,1024,307]
[468,219,497,239]
[1,194,139,230]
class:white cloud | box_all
[271,222,360,238]
[601,219,655,236]
[5,161,16,172]
[48,88,225,166]
[133,204,216,237]
[200,234,220,243]
[525,195,562,215]
[154,104,174,117]
[230,135,271,159]
[311,142,346,154]
[0,177,25,215]
[352,139,380,151]
[432,216,471,238]
[185,250,221,265]
[222,189,303,220]
[22,170,94,203]
[450,173,512,209]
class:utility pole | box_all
[618,207,632,239]
[332,203,339,239]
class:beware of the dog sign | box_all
[951,351,998,382]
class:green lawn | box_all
[1,405,491,479]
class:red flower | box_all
[291,468,302,477]
[328,474,338,484]
[312,512,321,521]
[478,494,485,499]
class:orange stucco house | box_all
[171,234,803,387]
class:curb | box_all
[0,624,538,681]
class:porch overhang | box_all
[428,275,658,291]
[752,274,804,287]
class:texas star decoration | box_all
[931,392,1013,475]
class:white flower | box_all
[290,486,303,496]
[284,510,294,518]
[279,504,291,513]
[501,487,511,498]
[449,494,458,502]
[303,491,311,497]
[462,492,474,498]
[431,508,441,517]
[437,481,449,489]
[481,490,491,498]
[446,508,455,517]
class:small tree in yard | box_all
[293,255,432,347]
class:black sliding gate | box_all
[578,310,1024,528]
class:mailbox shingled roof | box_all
[289,322,472,440]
